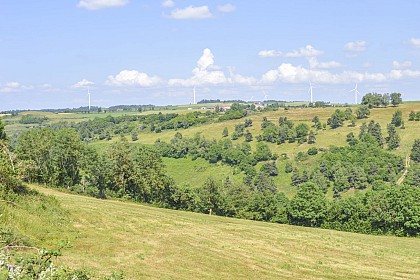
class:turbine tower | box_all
[308,81,314,103]
[87,86,91,112]
[349,83,359,104]
[193,86,196,105]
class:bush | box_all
[307,147,318,155]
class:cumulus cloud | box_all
[0,82,32,92]
[106,70,162,87]
[261,63,387,84]
[161,0,174,8]
[390,69,420,79]
[168,5,212,19]
[72,79,94,88]
[344,40,367,52]
[393,60,412,69]
[258,50,283,58]
[308,57,341,69]
[407,38,420,48]
[285,45,323,58]
[169,48,231,86]
[77,0,129,10]
[217,4,236,13]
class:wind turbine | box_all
[193,86,196,104]
[263,91,268,102]
[247,96,254,103]
[349,83,359,104]
[308,81,314,103]
[87,86,91,112]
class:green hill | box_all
[19,186,420,279]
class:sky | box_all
[1,0,420,110]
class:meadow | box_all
[23,185,420,279]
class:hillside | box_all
[30,185,420,280]
[4,102,420,195]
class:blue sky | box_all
[1,0,420,110]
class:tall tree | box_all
[288,182,328,227]
[0,117,6,141]
[411,139,420,163]
[390,92,402,107]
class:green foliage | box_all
[289,182,328,227]
[222,127,228,137]
[316,141,403,195]
[19,114,48,124]
[307,147,318,155]
[356,105,370,119]
[0,117,6,141]
[411,139,420,163]
[327,110,344,129]
[408,111,415,121]
[386,123,400,150]
[16,128,84,187]
[390,92,402,106]
[390,110,403,127]
[361,92,390,108]
[260,161,278,176]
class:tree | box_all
[260,161,278,176]
[131,131,138,141]
[311,116,320,127]
[386,124,400,150]
[390,92,402,107]
[254,143,272,161]
[356,106,370,119]
[295,123,310,140]
[346,132,358,146]
[245,130,253,142]
[411,139,420,163]
[391,110,403,127]
[285,162,293,173]
[222,127,229,137]
[308,130,316,144]
[288,182,328,227]
[327,111,343,129]
[0,117,6,141]
[307,147,318,155]
[408,111,415,121]
[244,118,253,127]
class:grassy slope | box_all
[5,102,420,195]
[30,186,420,280]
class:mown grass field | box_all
[22,185,420,280]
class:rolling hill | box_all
[27,185,420,280]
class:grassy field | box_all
[25,185,420,280]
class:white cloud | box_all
[168,6,212,20]
[285,45,323,58]
[0,82,32,92]
[258,50,283,58]
[261,63,387,84]
[390,69,420,79]
[72,79,94,88]
[308,57,341,69]
[392,60,412,69]
[407,38,420,48]
[344,40,367,52]
[106,70,162,87]
[161,0,174,8]
[77,0,128,10]
[217,4,236,13]
[169,48,230,86]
